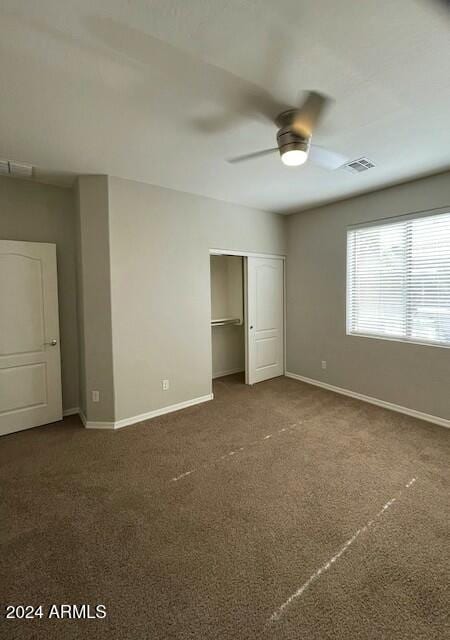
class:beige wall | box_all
[4,169,446,426]
[76,176,115,421]
[0,175,79,411]
[286,171,450,420]
[108,177,286,421]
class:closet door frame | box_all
[209,249,286,384]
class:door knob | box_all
[44,339,57,346]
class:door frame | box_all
[209,249,286,384]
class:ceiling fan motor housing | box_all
[276,126,311,157]
[275,109,311,157]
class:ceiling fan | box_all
[228,91,348,170]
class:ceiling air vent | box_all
[344,157,376,174]
[9,161,33,178]
[0,159,33,178]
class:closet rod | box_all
[211,318,240,327]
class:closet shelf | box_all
[211,317,241,327]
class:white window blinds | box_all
[347,210,450,347]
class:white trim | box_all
[244,256,249,385]
[79,395,214,430]
[114,393,213,429]
[79,409,115,430]
[63,407,80,417]
[85,420,116,429]
[212,368,244,379]
[283,257,287,377]
[209,248,286,259]
[285,372,450,429]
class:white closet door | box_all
[247,257,284,384]
[0,240,62,436]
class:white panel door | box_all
[0,240,62,436]
[247,257,284,384]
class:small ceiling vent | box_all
[9,161,33,178]
[344,157,376,174]
[0,159,33,178]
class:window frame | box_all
[346,206,450,350]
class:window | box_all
[347,210,450,348]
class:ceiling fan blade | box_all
[309,145,348,171]
[192,91,287,134]
[430,0,450,12]
[227,147,279,164]
[292,91,332,136]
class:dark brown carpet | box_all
[1,375,449,639]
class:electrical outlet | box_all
[92,390,100,402]
[321,360,327,370]
[162,379,169,391]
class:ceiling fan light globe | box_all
[281,149,308,167]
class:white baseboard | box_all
[63,407,80,417]
[84,420,116,429]
[285,371,449,429]
[81,393,214,430]
[114,393,214,429]
[73,409,115,429]
[212,368,244,380]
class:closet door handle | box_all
[250,325,254,330]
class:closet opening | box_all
[210,250,285,386]
[210,254,245,383]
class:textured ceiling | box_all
[0,0,449,213]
